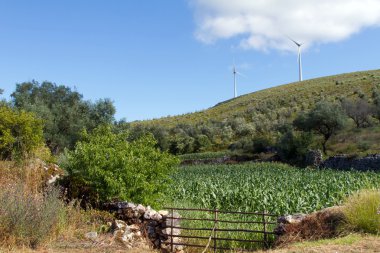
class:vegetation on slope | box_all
[138,70,380,127]
[130,69,380,161]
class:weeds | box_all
[343,189,380,234]
[0,184,65,248]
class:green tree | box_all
[294,101,346,154]
[11,81,115,153]
[277,128,314,165]
[0,105,45,160]
[61,125,179,206]
[342,98,373,128]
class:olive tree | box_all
[294,101,346,154]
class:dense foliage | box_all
[165,163,380,215]
[294,101,347,154]
[12,81,116,153]
[0,105,46,160]
[62,125,179,206]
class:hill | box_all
[130,69,380,157]
[135,69,379,127]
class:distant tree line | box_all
[3,80,380,165]
[11,81,116,154]
[127,87,380,165]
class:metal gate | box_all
[163,207,278,252]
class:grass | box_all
[342,189,380,234]
[258,233,380,253]
[179,151,230,161]
[135,69,379,128]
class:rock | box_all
[161,227,180,236]
[278,213,307,224]
[144,207,162,221]
[158,210,169,217]
[121,230,134,242]
[126,202,136,209]
[136,204,146,214]
[113,219,127,230]
[129,224,140,232]
[305,149,323,167]
[85,231,98,241]
[175,245,184,251]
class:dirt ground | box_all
[260,234,380,253]
[2,233,379,253]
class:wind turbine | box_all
[232,62,245,98]
[288,37,303,82]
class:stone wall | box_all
[104,201,183,253]
[321,154,380,171]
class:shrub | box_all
[341,98,374,128]
[62,125,179,206]
[0,184,65,248]
[277,129,314,165]
[0,105,46,160]
[343,189,380,234]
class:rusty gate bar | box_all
[165,207,278,216]
[214,208,218,253]
[171,216,277,225]
[167,225,277,234]
[164,207,277,252]
[262,210,267,248]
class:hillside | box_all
[135,69,379,127]
[131,69,380,157]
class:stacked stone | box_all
[104,201,184,252]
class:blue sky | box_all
[1,0,380,121]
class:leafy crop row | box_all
[165,163,380,215]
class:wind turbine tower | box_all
[232,63,245,98]
[289,37,303,82]
[233,65,237,98]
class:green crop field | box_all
[162,162,380,251]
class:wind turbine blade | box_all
[236,71,247,78]
[287,35,304,48]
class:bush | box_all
[343,189,380,234]
[62,125,179,206]
[0,105,46,160]
[0,184,65,248]
[277,129,314,165]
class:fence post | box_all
[170,208,174,252]
[214,208,218,253]
[262,210,268,249]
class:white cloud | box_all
[191,0,380,51]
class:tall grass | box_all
[0,184,65,248]
[0,160,114,249]
[343,189,380,234]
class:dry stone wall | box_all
[322,154,380,171]
[104,201,183,253]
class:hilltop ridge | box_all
[136,69,379,127]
